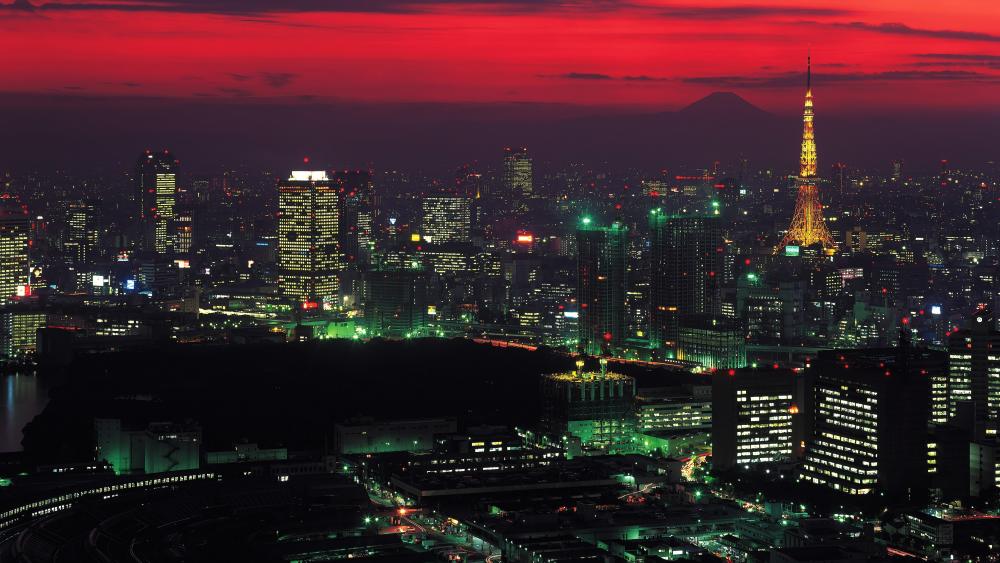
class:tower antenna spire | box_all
[807,50,811,91]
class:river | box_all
[0,372,50,453]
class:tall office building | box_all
[503,147,533,198]
[64,200,99,264]
[799,346,944,497]
[421,195,471,244]
[712,368,802,471]
[136,150,178,254]
[335,169,376,267]
[173,207,193,255]
[277,170,340,307]
[577,218,626,356]
[649,211,723,357]
[944,310,1000,436]
[0,198,30,300]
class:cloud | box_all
[217,86,251,97]
[622,75,667,81]
[542,72,669,82]
[3,0,853,18]
[658,5,850,19]
[912,53,1000,69]
[553,72,615,80]
[684,69,998,88]
[827,21,1000,43]
[261,72,297,88]
[228,73,253,82]
[3,0,609,15]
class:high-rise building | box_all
[421,195,471,244]
[799,346,944,497]
[364,265,428,338]
[712,368,802,471]
[334,169,376,268]
[649,210,723,357]
[64,200,99,264]
[277,170,340,307]
[136,150,178,254]
[539,360,637,454]
[776,57,836,254]
[945,310,1000,437]
[173,207,193,255]
[0,198,30,300]
[503,147,533,197]
[577,218,627,356]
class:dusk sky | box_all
[2,0,999,112]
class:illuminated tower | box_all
[278,170,341,307]
[776,57,836,254]
[136,150,178,255]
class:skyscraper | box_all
[0,197,30,300]
[503,147,533,198]
[945,310,1000,437]
[173,207,193,255]
[777,57,836,254]
[799,346,944,497]
[577,218,626,356]
[64,199,99,264]
[334,169,376,268]
[649,211,723,358]
[421,195,471,244]
[136,150,178,254]
[277,170,340,307]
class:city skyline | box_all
[1,3,1000,562]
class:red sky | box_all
[1,0,999,112]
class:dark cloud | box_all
[684,69,997,88]
[3,0,612,15]
[217,86,251,97]
[227,73,253,82]
[542,72,668,82]
[3,0,852,18]
[622,75,653,81]
[828,21,1000,43]
[912,53,1000,69]
[658,5,850,19]
[261,72,297,88]
[915,53,1000,61]
[556,72,615,80]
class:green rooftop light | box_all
[581,216,592,225]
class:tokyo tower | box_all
[776,56,836,254]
